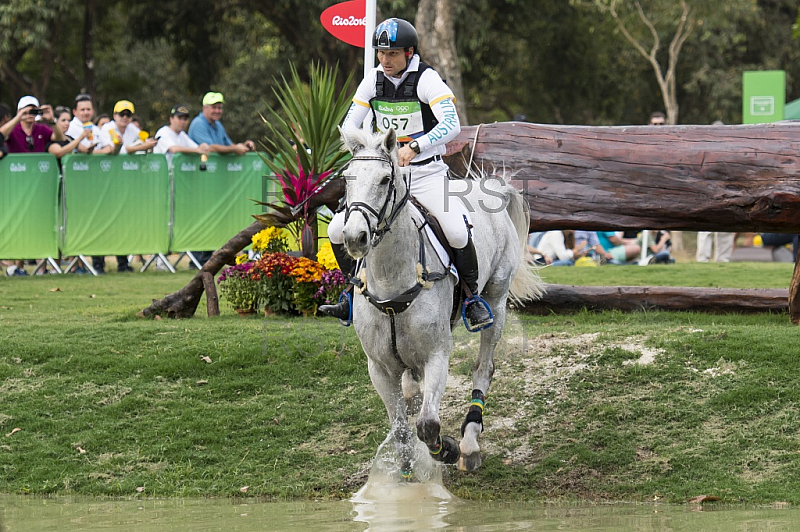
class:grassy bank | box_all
[1,265,799,503]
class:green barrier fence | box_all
[61,154,170,256]
[171,153,275,252]
[0,154,60,259]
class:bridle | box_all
[343,153,410,248]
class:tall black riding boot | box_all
[452,238,494,331]
[319,243,356,322]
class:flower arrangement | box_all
[253,252,299,314]
[291,257,327,315]
[217,262,259,312]
[251,227,290,255]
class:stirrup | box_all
[462,295,494,332]
[334,290,353,327]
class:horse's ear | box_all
[382,128,397,155]
[339,126,363,154]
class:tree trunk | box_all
[415,0,468,125]
[139,221,264,319]
[445,122,800,233]
[522,284,788,315]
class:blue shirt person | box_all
[187,92,255,155]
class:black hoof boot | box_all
[428,435,460,465]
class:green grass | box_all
[1,264,800,503]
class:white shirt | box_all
[154,125,198,166]
[100,120,145,155]
[66,117,108,150]
[539,231,574,262]
[342,55,460,162]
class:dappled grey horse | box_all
[340,128,544,476]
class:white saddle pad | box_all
[408,202,459,283]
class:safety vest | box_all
[369,62,439,143]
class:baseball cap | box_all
[114,100,135,114]
[202,92,224,106]
[171,104,190,117]
[17,96,40,111]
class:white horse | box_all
[340,128,544,476]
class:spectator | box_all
[154,104,209,166]
[0,96,65,153]
[759,233,798,262]
[187,92,255,267]
[48,106,90,159]
[575,230,613,264]
[188,92,255,155]
[66,94,112,154]
[0,102,11,127]
[646,230,675,264]
[696,231,734,263]
[94,113,110,129]
[537,230,589,266]
[649,112,666,126]
[100,100,157,155]
[597,231,641,263]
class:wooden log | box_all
[445,122,800,233]
[521,284,789,315]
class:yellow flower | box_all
[252,227,290,254]
[235,254,249,265]
[316,241,339,270]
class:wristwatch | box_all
[408,140,421,154]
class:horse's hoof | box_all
[400,469,414,482]
[457,451,482,471]
[429,435,460,465]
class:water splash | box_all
[351,434,459,530]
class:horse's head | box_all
[339,128,408,258]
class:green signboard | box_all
[61,154,170,255]
[742,70,785,124]
[0,154,60,259]
[171,153,273,252]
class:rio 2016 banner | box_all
[321,0,366,47]
[0,154,60,259]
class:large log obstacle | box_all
[444,122,800,322]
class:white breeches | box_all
[328,160,470,249]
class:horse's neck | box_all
[363,208,419,294]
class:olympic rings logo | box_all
[394,105,411,112]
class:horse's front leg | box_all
[416,351,461,464]
[459,289,508,471]
[367,358,415,480]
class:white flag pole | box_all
[364,0,376,78]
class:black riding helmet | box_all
[372,18,418,50]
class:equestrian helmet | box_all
[373,18,418,50]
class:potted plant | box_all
[217,262,259,315]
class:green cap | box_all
[202,92,224,106]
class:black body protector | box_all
[370,62,438,144]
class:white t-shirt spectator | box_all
[154,125,199,166]
[66,117,109,150]
[100,120,144,155]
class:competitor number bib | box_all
[371,100,424,142]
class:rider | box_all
[319,17,493,331]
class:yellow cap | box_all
[202,92,224,106]
[114,100,135,114]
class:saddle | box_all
[408,196,465,324]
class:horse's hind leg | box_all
[367,359,415,480]
[459,287,509,471]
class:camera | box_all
[200,153,208,171]
[29,108,43,116]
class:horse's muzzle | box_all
[343,227,370,259]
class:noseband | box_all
[344,154,410,248]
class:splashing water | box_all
[351,434,458,530]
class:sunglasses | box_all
[117,111,133,118]
[26,135,34,151]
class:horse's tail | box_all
[506,187,546,304]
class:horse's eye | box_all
[379,175,390,185]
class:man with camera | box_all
[0,96,65,153]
